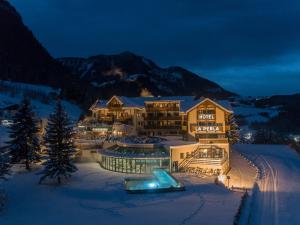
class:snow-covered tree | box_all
[253,128,287,144]
[39,101,77,184]
[227,114,240,145]
[0,148,10,180]
[7,98,41,170]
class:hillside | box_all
[0,0,235,109]
[58,52,236,101]
[0,0,84,101]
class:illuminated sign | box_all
[190,122,223,133]
[92,128,109,132]
[196,126,220,132]
[198,114,215,120]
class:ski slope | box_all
[235,144,300,225]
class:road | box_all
[235,144,300,225]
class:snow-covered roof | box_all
[91,95,233,113]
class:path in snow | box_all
[228,149,257,190]
[235,144,300,225]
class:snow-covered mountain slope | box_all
[1,0,235,107]
[58,51,236,99]
[0,80,60,95]
[0,81,81,120]
[233,103,279,124]
[0,81,82,146]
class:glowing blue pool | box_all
[124,168,185,193]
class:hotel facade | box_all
[89,95,233,175]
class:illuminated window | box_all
[180,153,185,159]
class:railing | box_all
[143,125,181,130]
[145,107,179,112]
[178,146,201,169]
[178,146,227,171]
[115,117,133,122]
[144,116,181,120]
[97,115,133,123]
[99,116,113,121]
[190,158,226,165]
[199,138,229,144]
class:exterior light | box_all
[148,182,158,189]
[218,175,225,183]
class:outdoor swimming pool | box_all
[124,168,185,193]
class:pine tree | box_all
[39,101,77,184]
[7,98,41,170]
[0,148,10,180]
[227,114,240,145]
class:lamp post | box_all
[227,175,230,188]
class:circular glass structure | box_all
[99,144,170,174]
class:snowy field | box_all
[0,92,81,120]
[232,104,279,124]
[235,144,300,225]
[0,163,241,225]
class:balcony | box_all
[145,107,179,112]
[143,125,181,130]
[198,138,229,144]
[97,115,133,125]
[115,117,133,124]
[98,116,113,122]
[144,115,181,121]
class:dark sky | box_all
[10,0,300,96]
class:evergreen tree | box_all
[39,101,77,184]
[254,127,287,144]
[0,148,10,180]
[7,98,41,170]
[227,114,240,145]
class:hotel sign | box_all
[196,126,220,132]
[190,123,223,133]
[198,114,215,120]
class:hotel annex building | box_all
[89,95,233,174]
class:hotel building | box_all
[89,95,233,175]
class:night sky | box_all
[10,0,300,96]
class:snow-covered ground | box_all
[0,81,82,147]
[233,104,279,124]
[0,80,60,95]
[227,149,257,190]
[0,93,81,120]
[0,163,241,225]
[0,80,81,120]
[235,144,300,225]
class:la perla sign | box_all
[196,126,220,132]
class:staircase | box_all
[178,145,227,173]
[178,145,202,171]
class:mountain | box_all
[0,0,83,101]
[58,51,236,100]
[0,0,235,109]
[249,94,300,133]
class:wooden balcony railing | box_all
[144,116,181,121]
[145,107,180,112]
[143,125,181,130]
